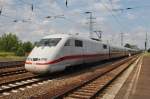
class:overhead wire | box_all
[100,0,129,45]
[106,1,150,46]
[124,6,149,36]
[0,1,32,23]
[0,0,68,24]
[18,0,48,12]
[19,0,34,12]
[0,5,32,23]
[18,0,62,20]
[112,4,150,13]
[108,0,113,8]
[0,0,49,24]
[101,0,126,33]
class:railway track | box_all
[0,61,24,69]
[53,56,140,99]
[0,74,42,96]
[0,61,26,78]
[0,63,27,78]
[0,69,27,77]
[0,55,140,98]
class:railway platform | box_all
[115,55,150,99]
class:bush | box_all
[23,41,33,52]
[0,33,19,52]
[148,48,150,53]
[0,33,34,56]
[15,47,25,56]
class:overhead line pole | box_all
[89,12,93,38]
[145,32,148,51]
[85,12,96,38]
[121,33,123,46]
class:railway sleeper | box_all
[77,89,97,93]
[95,75,114,82]
[79,85,103,92]
[80,87,100,91]
[0,70,26,75]
[64,97,77,99]
[65,66,131,99]
[84,83,106,88]
[65,68,131,99]
[66,93,92,99]
[85,85,104,90]
[72,91,94,95]
[72,87,101,94]
[1,69,24,73]
[87,82,106,86]
[54,56,138,99]
[82,86,98,89]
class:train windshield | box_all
[37,38,61,47]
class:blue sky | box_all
[0,0,150,49]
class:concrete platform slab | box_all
[115,55,150,99]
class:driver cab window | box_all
[64,39,71,46]
[37,38,61,47]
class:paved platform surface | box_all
[115,55,150,99]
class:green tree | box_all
[0,37,2,51]
[0,33,34,56]
[124,43,132,48]
[15,47,25,56]
[23,41,33,52]
[0,33,19,52]
[148,48,150,53]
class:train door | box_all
[58,39,73,67]
[72,39,84,65]
[108,45,111,59]
[102,44,109,60]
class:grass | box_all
[144,52,150,56]
[0,52,26,61]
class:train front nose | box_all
[25,62,49,74]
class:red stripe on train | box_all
[25,53,108,65]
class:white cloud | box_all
[0,0,148,49]
[126,13,136,20]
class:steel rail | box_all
[0,61,24,69]
[53,55,139,99]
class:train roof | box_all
[43,33,98,42]
[42,34,139,51]
[43,34,122,45]
[43,34,71,39]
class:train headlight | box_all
[26,58,32,61]
[26,58,47,61]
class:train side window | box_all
[103,44,107,49]
[75,40,83,47]
[64,40,71,46]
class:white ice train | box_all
[25,34,138,74]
